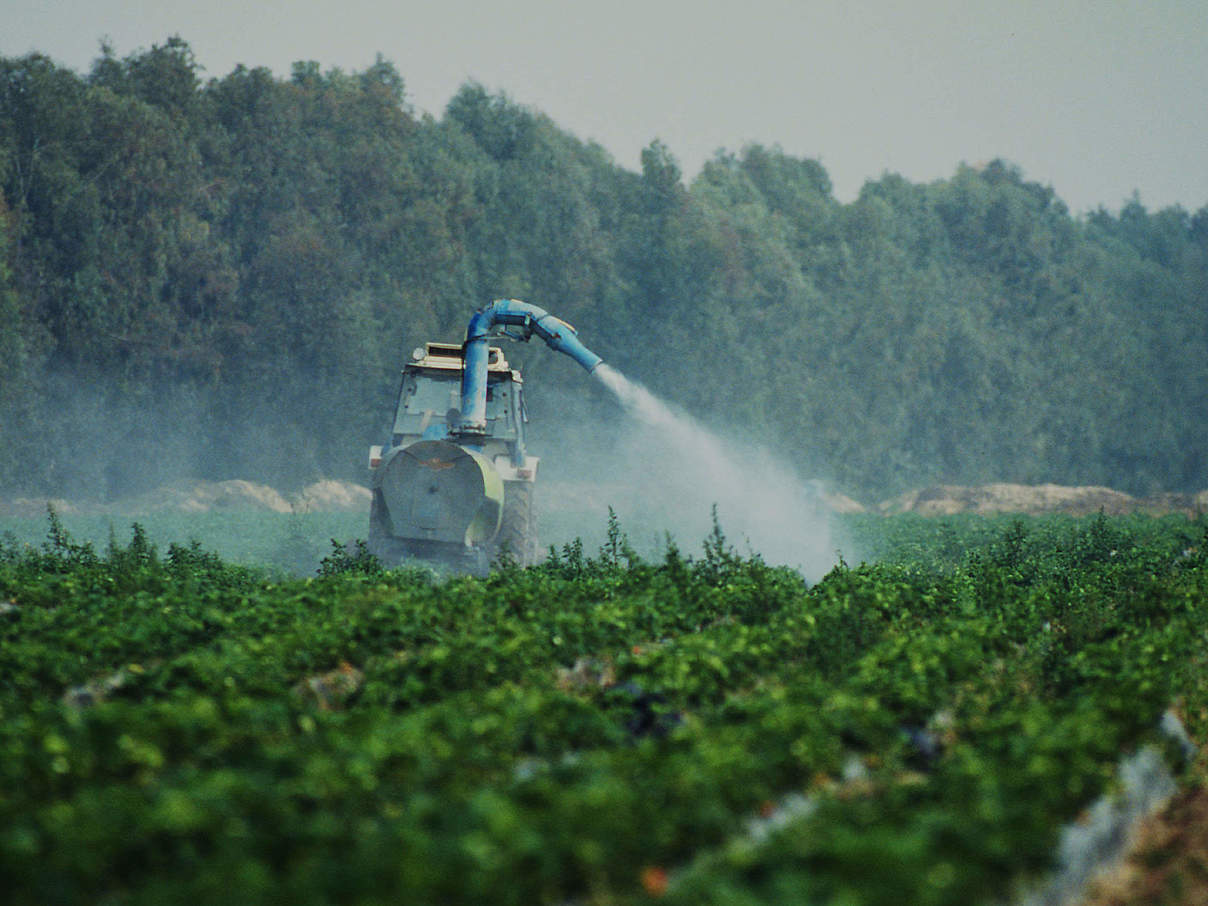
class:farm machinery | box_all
[367,299,603,571]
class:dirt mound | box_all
[0,479,373,517]
[0,497,82,519]
[127,480,295,514]
[3,480,1201,520]
[818,489,866,515]
[292,480,372,513]
[133,479,372,514]
[878,484,1206,517]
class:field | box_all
[1,509,1206,904]
[0,508,365,576]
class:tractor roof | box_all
[406,342,520,379]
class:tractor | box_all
[368,299,603,572]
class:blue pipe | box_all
[459,299,603,434]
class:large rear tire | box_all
[368,491,404,566]
[496,480,537,566]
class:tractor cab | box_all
[387,342,528,466]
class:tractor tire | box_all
[497,480,537,566]
[368,491,403,566]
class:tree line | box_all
[2,38,1206,502]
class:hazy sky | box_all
[4,0,1206,214]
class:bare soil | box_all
[0,479,372,517]
[1078,774,1208,906]
[1,480,1204,519]
[876,484,1208,518]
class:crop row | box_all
[1,512,1205,904]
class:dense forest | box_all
[2,38,1206,503]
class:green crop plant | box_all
[0,511,1204,904]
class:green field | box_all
[1,511,1205,904]
[0,508,367,576]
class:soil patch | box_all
[124,480,294,514]
[1078,780,1208,905]
[878,484,1208,518]
[0,479,373,517]
[0,497,82,519]
[3,480,1204,519]
[293,480,372,512]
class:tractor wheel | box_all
[497,480,537,566]
[368,491,400,565]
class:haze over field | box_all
[2,6,1207,567]
[4,0,1206,215]
[591,364,837,577]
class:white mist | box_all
[590,363,837,581]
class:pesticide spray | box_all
[589,363,838,581]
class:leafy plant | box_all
[317,538,383,577]
[0,512,1204,905]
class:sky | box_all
[4,0,1206,215]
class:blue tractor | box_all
[368,299,603,571]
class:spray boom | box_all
[458,298,602,434]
